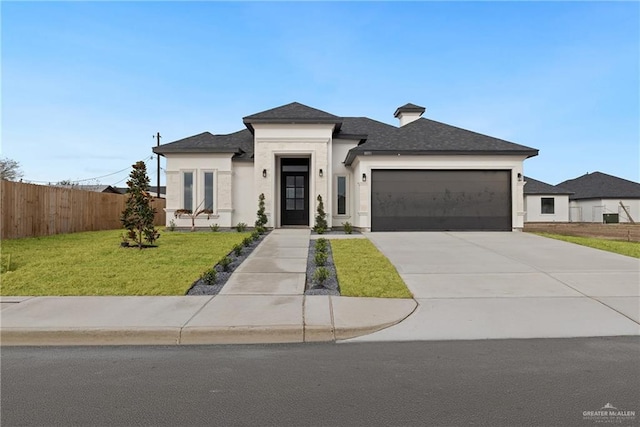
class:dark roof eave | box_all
[243,118,343,126]
[525,191,574,195]
[153,147,241,155]
[333,133,368,141]
[569,195,640,201]
[344,149,539,166]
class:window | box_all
[204,172,214,211]
[541,197,555,214]
[336,176,347,215]
[183,172,193,211]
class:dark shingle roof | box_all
[523,177,573,195]
[154,102,539,165]
[153,129,254,160]
[557,172,640,200]
[116,186,166,195]
[343,117,538,165]
[243,102,342,132]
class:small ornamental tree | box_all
[120,161,159,249]
[174,200,213,232]
[255,193,268,231]
[313,194,328,234]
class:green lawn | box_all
[331,239,413,298]
[535,233,640,258]
[1,229,250,296]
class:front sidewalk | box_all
[0,229,417,346]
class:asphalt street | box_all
[2,338,639,426]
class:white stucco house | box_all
[557,172,640,223]
[523,177,572,223]
[153,102,538,231]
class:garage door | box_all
[371,170,512,231]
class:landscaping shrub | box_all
[255,193,268,230]
[236,222,248,232]
[343,221,353,234]
[313,267,330,284]
[242,236,252,247]
[315,238,328,253]
[233,244,243,256]
[219,256,232,272]
[168,219,176,232]
[251,230,260,241]
[210,223,220,232]
[313,195,328,234]
[314,251,328,266]
[200,267,217,286]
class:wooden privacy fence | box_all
[1,181,166,239]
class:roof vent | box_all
[394,103,425,127]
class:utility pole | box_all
[155,132,161,198]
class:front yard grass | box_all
[535,233,640,258]
[331,239,412,298]
[1,229,250,296]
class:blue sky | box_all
[2,1,638,187]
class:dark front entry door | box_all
[281,159,310,226]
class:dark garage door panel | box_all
[371,170,512,231]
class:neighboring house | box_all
[116,186,166,198]
[558,172,640,223]
[523,177,572,222]
[153,102,538,231]
[55,184,122,194]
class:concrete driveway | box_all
[348,232,640,341]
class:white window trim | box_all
[200,169,217,215]
[181,169,196,212]
[333,174,350,218]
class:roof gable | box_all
[242,102,342,131]
[557,172,640,200]
[153,129,253,159]
[524,177,573,195]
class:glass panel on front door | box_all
[286,174,305,210]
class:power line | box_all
[23,156,154,185]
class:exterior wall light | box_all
[517,173,523,181]
[319,169,323,178]
[362,173,367,182]
[263,169,267,178]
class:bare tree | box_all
[0,157,24,181]
[175,200,214,232]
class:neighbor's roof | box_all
[153,102,539,163]
[523,177,573,195]
[54,184,121,194]
[557,172,640,200]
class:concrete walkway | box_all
[0,229,416,346]
[348,232,640,342]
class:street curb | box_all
[180,326,303,344]
[0,328,182,346]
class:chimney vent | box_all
[394,103,425,126]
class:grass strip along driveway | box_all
[1,230,249,296]
[331,239,412,299]
[535,233,640,259]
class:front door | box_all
[281,158,309,226]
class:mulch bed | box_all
[186,232,268,295]
[304,240,340,296]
